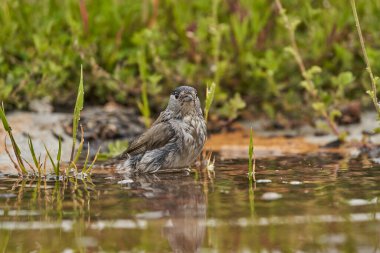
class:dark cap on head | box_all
[171,86,197,98]
[166,86,201,115]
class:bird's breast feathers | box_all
[178,115,206,149]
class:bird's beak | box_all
[181,94,194,103]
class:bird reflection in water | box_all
[126,172,207,253]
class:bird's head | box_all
[166,86,202,117]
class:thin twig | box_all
[22,158,36,174]
[274,0,340,137]
[275,0,306,76]
[350,0,380,116]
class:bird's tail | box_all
[92,154,141,173]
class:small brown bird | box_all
[108,86,207,174]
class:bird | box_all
[105,86,207,174]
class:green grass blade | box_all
[71,125,84,169]
[85,147,101,174]
[248,128,253,174]
[248,127,256,181]
[72,136,84,165]
[28,136,41,175]
[1,105,27,174]
[9,135,27,174]
[44,144,57,176]
[70,65,84,162]
[0,105,11,131]
[56,136,62,174]
[82,142,90,172]
[204,82,216,122]
[9,135,21,158]
[0,230,10,253]
[248,179,255,217]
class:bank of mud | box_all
[0,109,379,174]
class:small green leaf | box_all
[332,71,355,87]
[284,46,296,57]
[98,140,128,160]
[329,109,342,121]
[312,102,325,113]
[289,18,301,31]
[339,72,354,86]
[304,65,322,80]
[308,65,322,74]
[44,144,57,175]
[338,131,348,142]
[366,90,375,98]
[147,74,163,95]
[300,80,310,90]
[204,82,216,122]
[218,93,246,120]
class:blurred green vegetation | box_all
[0,0,379,122]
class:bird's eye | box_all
[171,90,179,99]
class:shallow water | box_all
[0,154,379,252]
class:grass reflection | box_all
[0,155,379,252]
[0,175,96,252]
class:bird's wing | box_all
[118,121,175,158]
[152,110,172,126]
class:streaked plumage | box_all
[108,86,207,174]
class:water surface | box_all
[0,154,379,252]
